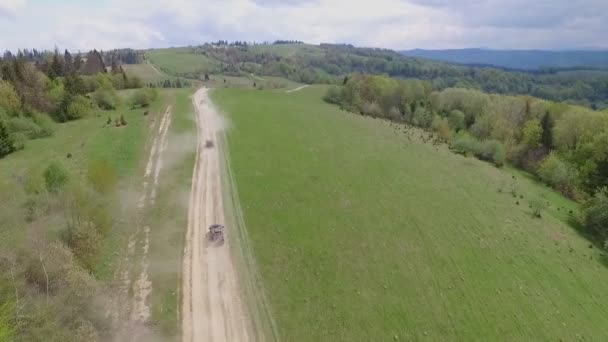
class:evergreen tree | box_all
[0,120,15,158]
[110,59,119,74]
[64,49,73,73]
[541,111,554,149]
[82,50,106,75]
[64,72,86,95]
[49,51,64,78]
[73,53,83,72]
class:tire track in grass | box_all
[108,105,172,340]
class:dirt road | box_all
[285,84,309,93]
[147,60,163,76]
[181,88,252,342]
[250,73,265,81]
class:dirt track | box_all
[107,105,172,340]
[285,84,309,93]
[181,88,251,342]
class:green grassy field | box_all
[213,85,608,341]
[146,48,218,76]
[145,46,305,90]
[0,86,201,338]
[122,63,173,84]
[0,90,160,253]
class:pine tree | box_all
[82,50,106,75]
[111,59,119,74]
[73,53,83,72]
[541,111,554,149]
[50,51,64,78]
[64,49,73,73]
[0,120,15,158]
[64,72,86,95]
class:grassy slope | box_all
[122,63,173,84]
[145,46,305,90]
[213,85,608,341]
[93,91,170,279]
[0,90,158,250]
[146,48,218,75]
[0,90,169,337]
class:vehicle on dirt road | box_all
[208,224,224,245]
[205,139,214,148]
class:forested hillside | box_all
[401,49,608,71]
[324,74,608,247]
[147,42,608,109]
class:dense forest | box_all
[169,43,608,109]
[324,74,608,246]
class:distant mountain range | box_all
[400,49,608,70]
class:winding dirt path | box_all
[181,88,251,342]
[285,84,309,93]
[250,73,265,81]
[146,60,163,76]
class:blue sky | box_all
[0,0,607,51]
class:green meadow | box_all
[146,48,219,76]
[0,90,161,261]
[213,85,608,341]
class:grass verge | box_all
[213,85,608,341]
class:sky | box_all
[0,0,607,51]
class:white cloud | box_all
[0,0,606,51]
[0,0,26,17]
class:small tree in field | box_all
[87,159,117,195]
[44,161,69,193]
[529,198,546,218]
[582,187,608,240]
[0,120,15,158]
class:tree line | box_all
[0,48,145,158]
[207,40,303,47]
[3,48,143,69]
[174,43,608,109]
[324,74,608,245]
[147,77,190,89]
